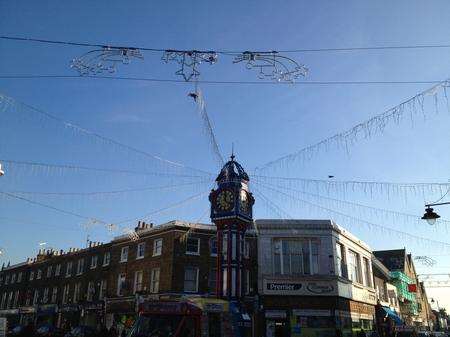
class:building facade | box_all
[0,220,257,334]
[256,219,377,337]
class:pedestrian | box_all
[335,328,344,337]
[108,325,118,337]
[121,328,128,337]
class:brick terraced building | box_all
[0,220,257,333]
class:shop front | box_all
[260,277,376,337]
[80,301,104,328]
[58,304,81,330]
[19,306,35,325]
[36,304,58,327]
[0,309,20,328]
[105,297,136,335]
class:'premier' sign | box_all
[266,283,302,291]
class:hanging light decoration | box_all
[414,256,437,267]
[162,50,218,82]
[233,51,308,82]
[71,47,144,75]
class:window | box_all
[66,262,73,277]
[17,272,22,283]
[184,267,199,293]
[103,252,110,266]
[33,290,39,305]
[4,275,9,285]
[336,243,346,277]
[362,257,373,287]
[273,238,320,275]
[222,236,228,258]
[11,274,16,284]
[29,271,35,281]
[210,238,217,256]
[47,266,52,278]
[90,256,98,269]
[55,264,61,276]
[99,280,107,300]
[77,259,84,275]
[134,271,143,293]
[87,281,95,301]
[348,250,362,283]
[136,243,145,259]
[73,283,81,303]
[62,285,70,304]
[117,274,126,296]
[1,293,6,309]
[186,237,200,255]
[244,240,250,259]
[37,269,42,279]
[42,288,49,304]
[153,239,162,256]
[13,291,19,308]
[243,270,250,295]
[120,247,129,262]
[7,292,13,308]
[150,268,160,294]
[209,269,217,294]
[51,287,58,303]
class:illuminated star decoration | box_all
[162,50,218,82]
[71,47,144,75]
[233,51,308,82]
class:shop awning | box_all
[382,306,403,325]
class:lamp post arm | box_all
[425,202,450,207]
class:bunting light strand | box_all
[4,180,212,198]
[255,180,450,231]
[114,189,210,226]
[256,79,450,172]
[0,93,212,176]
[0,159,211,179]
[252,174,450,199]
[256,183,450,251]
[194,90,224,167]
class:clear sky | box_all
[1,1,450,309]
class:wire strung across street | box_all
[0,74,446,86]
[3,35,450,53]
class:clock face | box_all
[216,190,234,212]
[239,190,250,214]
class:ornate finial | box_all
[230,143,235,161]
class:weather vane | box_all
[71,47,144,75]
[162,50,218,82]
[233,51,308,82]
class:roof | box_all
[215,155,249,182]
[373,249,406,271]
[372,256,391,280]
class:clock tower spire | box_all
[209,154,254,300]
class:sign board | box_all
[263,279,337,296]
[0,317,6,337]
[292,309,332,317]
[265,310,287,319]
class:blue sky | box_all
[1,1,450,308]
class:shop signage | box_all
[292,309,331,317]
[306,283,334,294]
[37,305,58,315]
[59,304,80,313]
[19,307,36,314]
[263,279,338,296]
[265,310,287,319]
[266,282,302,291]
[84,302,104,311]
[203,303,224,313]
[0,309,19,316]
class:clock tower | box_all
[209,154,254,300]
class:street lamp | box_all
[0,163,4,176]
[422,202,450,225]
